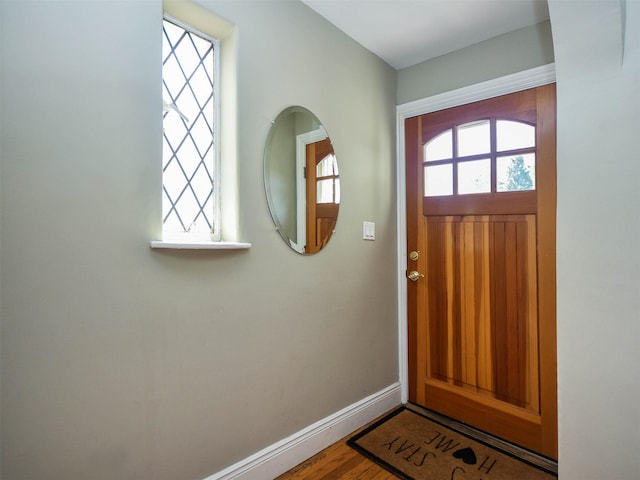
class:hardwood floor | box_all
[275,430,395,480]
[276,410,398,480]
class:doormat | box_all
[347,407,557,480]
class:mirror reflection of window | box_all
[316,154,339,204]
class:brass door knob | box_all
[407,270,424,282]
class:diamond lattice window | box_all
[162,18,218,239]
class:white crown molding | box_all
[204,383,402,480]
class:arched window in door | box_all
[424,119,536,198]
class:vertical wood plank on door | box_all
[526,214,540,413]
[461,218,477,388]
[424,215,539,412]
[477,216,493,393]
[446,217,456,380]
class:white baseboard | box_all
[204,382,402,480]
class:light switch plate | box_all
[363,221,375,241]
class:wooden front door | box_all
[405,85,557,458]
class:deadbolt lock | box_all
[409,251,420,261]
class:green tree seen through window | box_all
[502,155,534,191]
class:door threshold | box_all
[406,402,558,475]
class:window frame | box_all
[162,14,221,242]
[151,1,248,249]
[420,103,541,217]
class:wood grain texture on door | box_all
[421,215,539,414]
[406,84,557,458]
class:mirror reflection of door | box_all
[304,138,339,254]
[265,106,340,254]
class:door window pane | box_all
[317,179,335,203]
[457,120,490,157]
[425,129,453,162]
[316,153,338,176]
[497,153,536,191]
[423,118,538,199]
[497,120,535,151]
[458,159,491,194]
[424,164,453,197]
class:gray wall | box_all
[0,1,398,479]
[397,20,555,104]
[549,1,640,478]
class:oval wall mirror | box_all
[264,106,340,254]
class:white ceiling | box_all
[301,0,550,70]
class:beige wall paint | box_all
[0,1,398,479]
[397,20,555,105]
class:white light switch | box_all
[363,221,375,241]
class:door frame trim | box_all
[395,64,556,403]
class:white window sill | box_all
[149,240,251,250]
